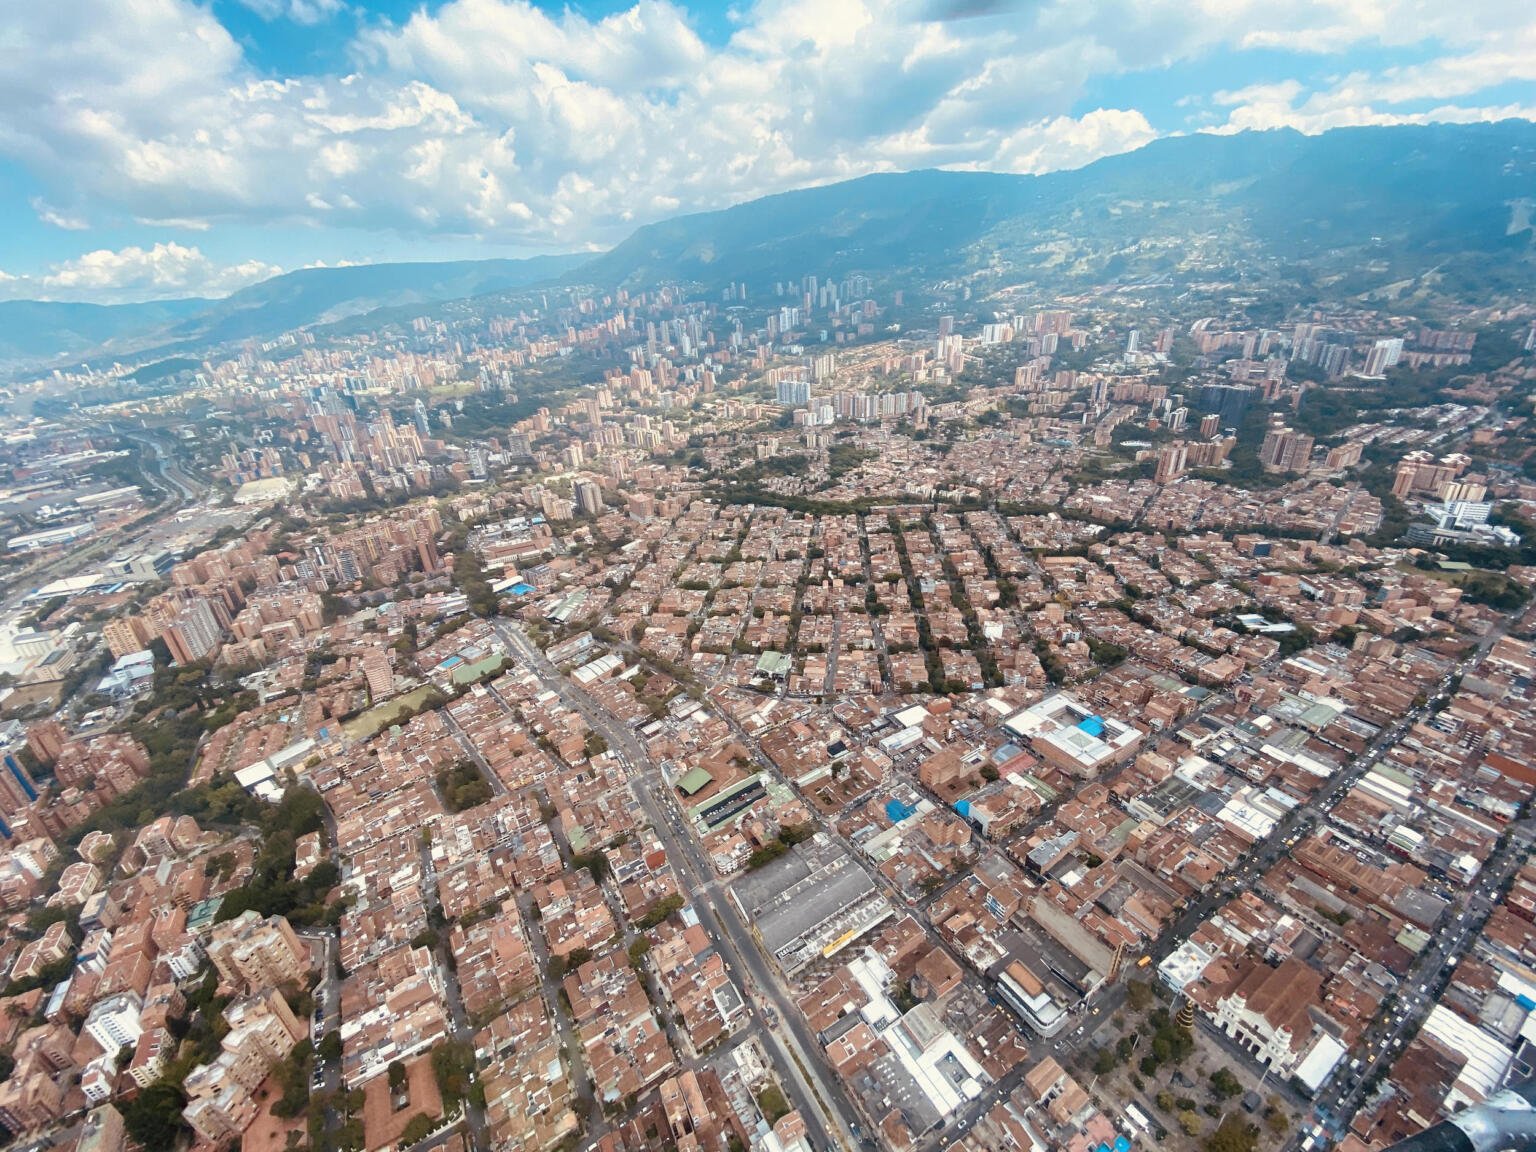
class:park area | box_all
[1071,980,1304,1152]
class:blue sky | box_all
[2,0,1533,302]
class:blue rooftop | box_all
[1078,715,1106,737]
[886,799,915,823]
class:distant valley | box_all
[4,121,1533,376]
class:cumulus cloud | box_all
[1,0,1534,300]
[992,108,1159,174]
[1209,22,1536,136]
[0,243,281,303]
[1210,96,1536,136]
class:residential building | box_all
[83,992,143,1054]
[206,911,309,993]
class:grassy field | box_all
[342,684,443,740]
[1399,559,1531,610]
[428,381,480,398]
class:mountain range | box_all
[580,120,1535,297]
[0,254,587,371]
[4,120,1534,375]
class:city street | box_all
[494,618,864,1152]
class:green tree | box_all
[122,1081,190,1147]
[635,895,685,930]
[1205,1114,1260,1152]
[745,840,789,870]
[1210,1067,1243,1100]
[430,1040,477,1110]
[570,850,609,883]
[757,1083,791,1124]
[401,1112,437,1143]
[776,823,815,847]
[435,760,493,813]
[273,1041,314,1118]
[213,786,332,926]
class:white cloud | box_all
[235,0,346,24]
[992,108,1159,174]
[1209,23,1536,136]
[1210,97,1536,136]
[134,216,214,231]
[0,243,281,303]
[0,0,1533,300]
[31,199,89,230]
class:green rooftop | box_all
[756,651,792,676]
[451,654,505,684]
[675,766,714,796]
